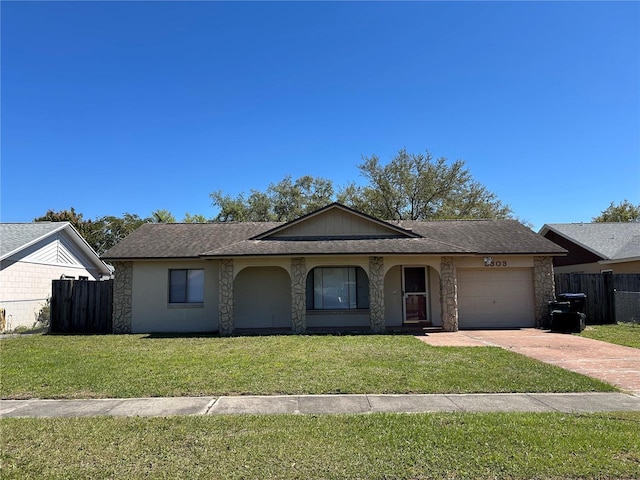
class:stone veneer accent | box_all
[533,256,555,328]
[112,261,133,334]
[218,259,234,336]
[369,256,385,333]
[440,256,458,332]
[290,258,307,333]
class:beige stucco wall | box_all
[306,310,371,328]
[233,256,375,330]
[130,260,219,333]
[0,260,98,331]
[554,261,640,274]
[384,266,403,326]
[454,256,534,269]
[234,266,291,329]
[122,253,545,333]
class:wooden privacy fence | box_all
[51,279,113,333]
[554,273,640,324]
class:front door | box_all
[403,266,429,324]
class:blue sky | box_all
[2,1,638,231]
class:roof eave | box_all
[599,256,640,265]
[63,223,112,276]
[539,224,606,259]
[199,251,565,259]
[100,256,203,262]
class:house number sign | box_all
[483,257,507,267]
[486,260,507,267]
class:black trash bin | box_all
[546,301,571,329]
[557,293,587,314]
[551,312,586,333]
[550,293,587,333]
[551,293,587,333]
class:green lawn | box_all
[580,322,640,349]
[0,334,614,399]
[2,412,640,479]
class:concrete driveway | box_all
[417,329,640,394]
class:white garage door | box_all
[458,268,535,329]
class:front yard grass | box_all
[2,412,640,479]
[0,334,614,399]
[580,322,640,349]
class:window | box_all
[169,269,204,304]
[306,267,369,310]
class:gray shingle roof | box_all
[102,219,565,260]
[0,222,68,260]
[540,223,640,260]
[1,222,111,275]
[101,222,281,259]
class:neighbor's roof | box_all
[102,217,565,260]
[0,222,69,260]
[0,222,112,275]
[539,223,640,262]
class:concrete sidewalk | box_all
[2,392,639,418]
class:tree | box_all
[34,209,152,255]
[209,150,513,222]
[183,213,209,223]
[593,200,640,222]
[151,209,176,223]
[91,213,151,254]
[34,208,100,249]
[210,175,335,222]
[339,149,512,220]
[34,207,91,235]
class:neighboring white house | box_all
[0,222,112,331]
[102,203,566,335]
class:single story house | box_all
[102,203,566,334]
[0,222,112,331]
[540,223,640,274]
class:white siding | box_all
[20,230,101,273]
[0,229,106,331]
[458,268,535,329]
[0,261,98,330]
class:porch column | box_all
[369,256,385,333]
[218,258,234,336]
[112,261,133,334]
[291,258,307,333]
[440,256,458,332]
[533,256,555,328]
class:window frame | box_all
[168,269,205,305]
[306,266,369,311]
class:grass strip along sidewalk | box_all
[3,412,640,479]
[1,334,614,399]
[1,334,635,479]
